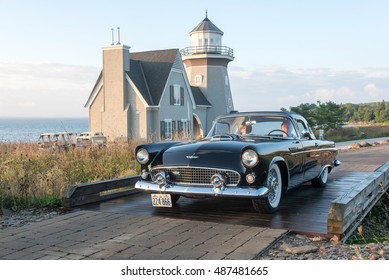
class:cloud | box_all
[0,61,100,117]
[229,66,389,111]
[363,83,384,98]
[312,87,356,102]
[1,61,388,118]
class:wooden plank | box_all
[327,163,389,237]
[376,162,389,183]
[62,175,141,207]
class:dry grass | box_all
[0,142,141,209]
[322,124,389,142]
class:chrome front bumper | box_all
[135,180,269,198]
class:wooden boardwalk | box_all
[79,170,387,238]
[77,145,389,239]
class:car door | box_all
[286,139,305,188]
[294,119,323,182]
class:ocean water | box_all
[0,118,89,142]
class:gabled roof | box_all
[190,16,223,35]
[191,86,212,107]
[86,48,209,109]
[128,49,179,106]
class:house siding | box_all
[147,109,159,142]
[89,86,104,134]
[193,107,208,137]
[202,65,233,131]
[159,71,194,140]
[126,82,148,140]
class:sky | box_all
[0,0,388,117]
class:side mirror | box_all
[301,129,311,139]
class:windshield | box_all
[206,115,298,138]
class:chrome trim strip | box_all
[151,165,239,174]
[151,166,241,187]
[135,180,269,198]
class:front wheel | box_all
[311,167,329,188]
[252,163,283,213]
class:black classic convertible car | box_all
[135,111,340,213]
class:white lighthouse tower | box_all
[181,12,234,132]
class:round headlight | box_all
[242,149,259,167]
[136,148,149,164]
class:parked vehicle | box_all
[134,111,340,213]
[76,132,107,148]
[38,132,77,149]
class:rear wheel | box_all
[311,167,329,188]
[252,163,283,213]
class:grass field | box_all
[0,142,140,209]
[321,124,389,142]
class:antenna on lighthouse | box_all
[111,28,115,45]
[117,27,121,45]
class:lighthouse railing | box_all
[180,45,234,57]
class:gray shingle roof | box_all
[191,86,212,106]
[190,16,223,35]
[87,48,210,108]
[128,49,179,106]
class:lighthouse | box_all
[181,12,234,132]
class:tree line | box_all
[281,100,389,130]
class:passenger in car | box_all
[281,119,297,137]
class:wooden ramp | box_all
[141,167,388,239]
[68,161,389,241]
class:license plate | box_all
[151,193,172,207]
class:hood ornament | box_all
[186,154,199,159]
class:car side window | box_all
[296,120,307,136]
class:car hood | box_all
[159,139,255,170]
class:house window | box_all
[164,119,172,140]
[174,85,180,105]
[195,75,202,85]
[181,119,188,138]
[178,119,190,139]
[225,75,229,86]
[170,85,184,106]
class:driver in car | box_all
[240,122,252,135]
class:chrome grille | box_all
[151,166,240,186]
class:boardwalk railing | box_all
[62,176,141,207]
[327,162,389,239]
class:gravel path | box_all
[0,207,65,229]
[256,232,388,260]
